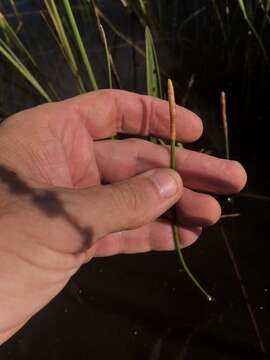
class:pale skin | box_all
[0,90,247,344]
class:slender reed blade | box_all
[139,0,147,15]
[0,12,36,66]
[145,26,162,98]
[145,26,162,144]
[168,79,212,302]
[91,0,114,89]
[211,0,227,41]
[178,6,206,32]
[98,24,112,89]
[119,0,131,8]
[8,0,21,30]
[0,40,51,102]
[97,7,145,57]
[45,0,86,93]
[238,0,269,66]
[63,0,98,91]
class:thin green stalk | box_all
[158,138,166,145]
[238,0,269,65]
[99,24,112,89]
[168,79,213,302]
[8,0,21,30]
[0,12,36,66]
[1,10,58,100]
[139,0,147,15]
[0,40,52,102]
[145,26,162,144]
[145,26,162,98]
[260,0,270,32]
[178,6,206,32]
[45,0,85,93]
[119,0,131,8]
[91,0,113,89]
[97,7,145,57]
[211,0,227,42]
[63,0,98,91]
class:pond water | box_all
[0,1,269,359]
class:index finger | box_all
[63,90,203,141]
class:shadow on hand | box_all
[0,164,93,251]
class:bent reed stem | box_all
[168,79,213,302]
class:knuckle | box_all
[111,181,142,223]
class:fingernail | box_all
[149,170,179,198]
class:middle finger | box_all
[94,138,246,194]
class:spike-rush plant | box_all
[0,1,268,353]
[0,0,213,301]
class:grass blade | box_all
[145,26,162,98]
[97,7,145,57]
[45,0,86,93]
[238,0,269,66]
[0,12,36,66]
[119,0,131,7]
[139,0,147,15]
[63,0,98,91]
[91,0,113,89]
[211,0,227,41]
[8,0,21,31]
[168,79,213,302]
[178,6,207,32]
[145,26,162,144]
[98,24,112,89]
[0,39,52,102]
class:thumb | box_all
[74,168,183,243]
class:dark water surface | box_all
[0,1,269,359]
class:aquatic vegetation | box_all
[0,1,268,353]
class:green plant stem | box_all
[139,0,147,15]
[45,0,85,94]
[0,12,36,66]
[172,222,212,300]
[97,7,145,57]
[0,40,52,102]
[8,0,21,30]
[178,6,206,32]
[238,0,269,66]
[145,26,162,98]
[63,0,98,91]
[145,25,162,145]
[168,79,212,302]
[99,24,112,89]
[211,0,227,42]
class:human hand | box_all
[0,90,246,343]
